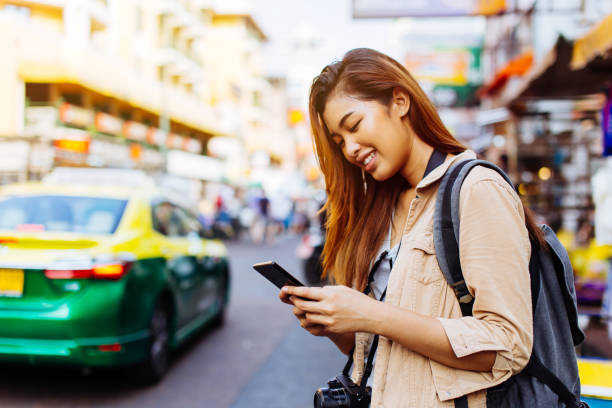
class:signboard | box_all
[405,46,481,86]
[288,108,305,127]
[52,129,91,166]
[405,49,471,86]
[130,143,143,161]
[59,103,94,128]
[166,150,225,182]
[25,106,57,130]
[604,90,612,156]
[146,128,166,146]
[95,112,123,136]
[352,0,506,18]
[52,129,91,154]
[88,140,131,167]
[0,141,29,172]
[166,133,184,150]
[404,46,482,107]
[123,121,148,142]
[183,138,202,154]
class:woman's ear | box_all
[391,88,410,118]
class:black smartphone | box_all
[253,261,304,289]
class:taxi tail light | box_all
[99,343,122,352]
[0,237,18,244]
[45,262,132,280]
[92,263,131,280]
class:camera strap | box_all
[358,293,386,395]
[342,250,388,378]
[342,149,447,394]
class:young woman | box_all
[280,48,536,407]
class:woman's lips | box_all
[364,151,377,173]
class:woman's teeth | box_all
[364,152,375,166]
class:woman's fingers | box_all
[291,296,328,314]
[293,306,306,317]
[305,312,333,327]
[281,285,325,301]
[279,289,294,305]
[303,323,327,336]
[293,306,328,333]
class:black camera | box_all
[313,374,371,408]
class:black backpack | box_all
[433,159,588,408]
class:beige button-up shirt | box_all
[351,151,533,407]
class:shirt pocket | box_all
[400,235,447,317]
[405,235,445,285]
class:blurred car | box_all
[0,179,230,384]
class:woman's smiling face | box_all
[322,90,412,181]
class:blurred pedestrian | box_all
[280,48,541,406]
[250,189,269,244]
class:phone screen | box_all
[253,261,304,289]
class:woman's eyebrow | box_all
[338,111,354,129]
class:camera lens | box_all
[314,389,326,408]
[313,387,350,407]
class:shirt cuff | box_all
[433,318,515,401]
[438,317,507,357]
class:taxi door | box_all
[172,206,218,317]
[152,201,204,327]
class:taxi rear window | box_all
[0,195,127,234]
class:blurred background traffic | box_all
[0,0,611,406]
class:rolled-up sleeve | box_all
[436,172,533,399]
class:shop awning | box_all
[478,50,533,96]
[571,12,612,70]
[507,13,612,110]
[508,33,612,110]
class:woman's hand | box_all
[279,285,332,336]
[292,305,330,336]
[279,285,324,335]
[281,285,379,335]
[278,286,295,305]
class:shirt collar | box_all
[416,150,477,192]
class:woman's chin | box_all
[368,168,391,181]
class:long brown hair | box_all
[309,48,542,290]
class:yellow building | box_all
[206,12,267,145]
[206,12,298,182]
[0,0,226,182]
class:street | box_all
[0,235,345,408]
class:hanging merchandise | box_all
[603,87,612,156]
[592,160,612,245]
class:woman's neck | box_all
[400,138,434,187]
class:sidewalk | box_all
[231,320,345,408]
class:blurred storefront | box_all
[0,0,234,183]
[478,4,612,364]
[478,1,612,233]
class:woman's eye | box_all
[350,119,362,132]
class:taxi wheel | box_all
[211,269,229,327]
[136,300,170,385]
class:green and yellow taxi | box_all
[0,178,229,383]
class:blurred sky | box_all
[249,0,395,77]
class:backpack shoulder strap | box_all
[540,224,585,346]
[434,160,587,408]
[433,159,513,316]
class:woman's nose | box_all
[344,136,360,158]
